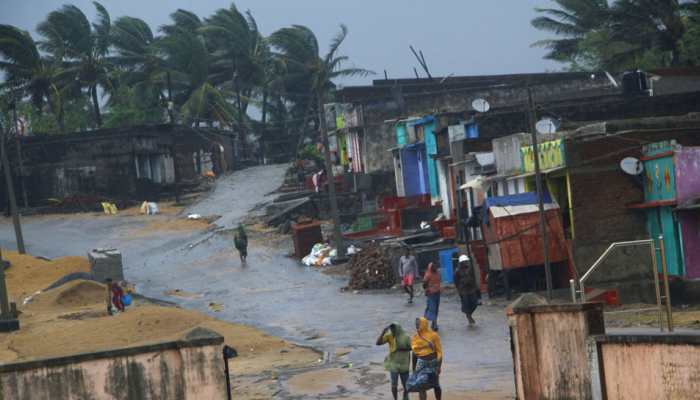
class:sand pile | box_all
[0,304,318,374]
[128,218,213,237]
[2,250,90,302]
[26,280,106,311]
[0,250,319,375]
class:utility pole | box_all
[1,123,25,254]
[167,72,181,204]
[10,92,28,208]
[527,86,553,301]
[317,94,345,259]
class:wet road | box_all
[0,164,515,398]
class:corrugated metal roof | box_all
[490,203,560,219]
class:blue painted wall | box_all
[396,123,407,146]
[401,144,429,196]
[422,119,440,201]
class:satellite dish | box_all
[535,118,560,134]
[472,98,490,113]
[620,157,643,175]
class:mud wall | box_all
[590,334,700,400]
[508,302,605,400]
[0,327,226,400]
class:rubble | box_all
[347,243,396,290]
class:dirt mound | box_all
[347,243,396,290]
[2,250,90,302]
[54,280,105,308]
[27,280,105,311]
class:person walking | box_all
[408,317,443,400]
[376,323,412,400]
[234,224,248,263]
[454,254,480,325]
[423,262,441,331]
[399,247,419,304]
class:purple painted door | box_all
[680,212,700,279]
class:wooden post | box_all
[317,93,345,259]
[658,236,674,332]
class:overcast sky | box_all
[1,0,561,86]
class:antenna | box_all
[604,71,619,88]
[384,70,388,80]
[413,67,420,79]
[440,73,455,84]
[409,45,432,79]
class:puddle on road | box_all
[285,368,361,397]
[164,289,203,299]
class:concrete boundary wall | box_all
[0,327,226,400]
[589,334,700,400]
[508,301,605,400]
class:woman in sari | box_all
[409,317,442,400]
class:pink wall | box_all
[674,148,700,277]
[679,212,700,278]
[675,148,700,204]
[508,302,604,400]
[0,328,226,400]
[598,340,700,400]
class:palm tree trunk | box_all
[671,44,681,66]
[295,99,315,152]
[261,87,268,139]
[91,85,103,127]
[317,91,345,259]
[48,97,65,133]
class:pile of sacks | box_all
[302,243,336,267]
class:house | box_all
[3,124,238,207]
[335,71,619,175]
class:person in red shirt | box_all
[106,279,125,313]
[422,263,441,331]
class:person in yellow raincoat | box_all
[408,317,442,400]
[376,323,412,400]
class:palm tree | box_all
[110,16,166,106]
[201,5,265,155]
[270,24,371,258]
[37,2,113,127]
[158,9,234,127]
[609,0,687,66]
[0,24,66,131]
[531,0,611,65]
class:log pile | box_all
[348,243,396,290]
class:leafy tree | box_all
[110,16,167,114]
[104,83,164,128]
[270,24,370,258]
[37,2,114,127]
[532,0,700,69]
[609,0,687,66]
[531,0,611,65]
[0,24,65,131]
[158,9,235,127]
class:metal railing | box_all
[569,236,673,332]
